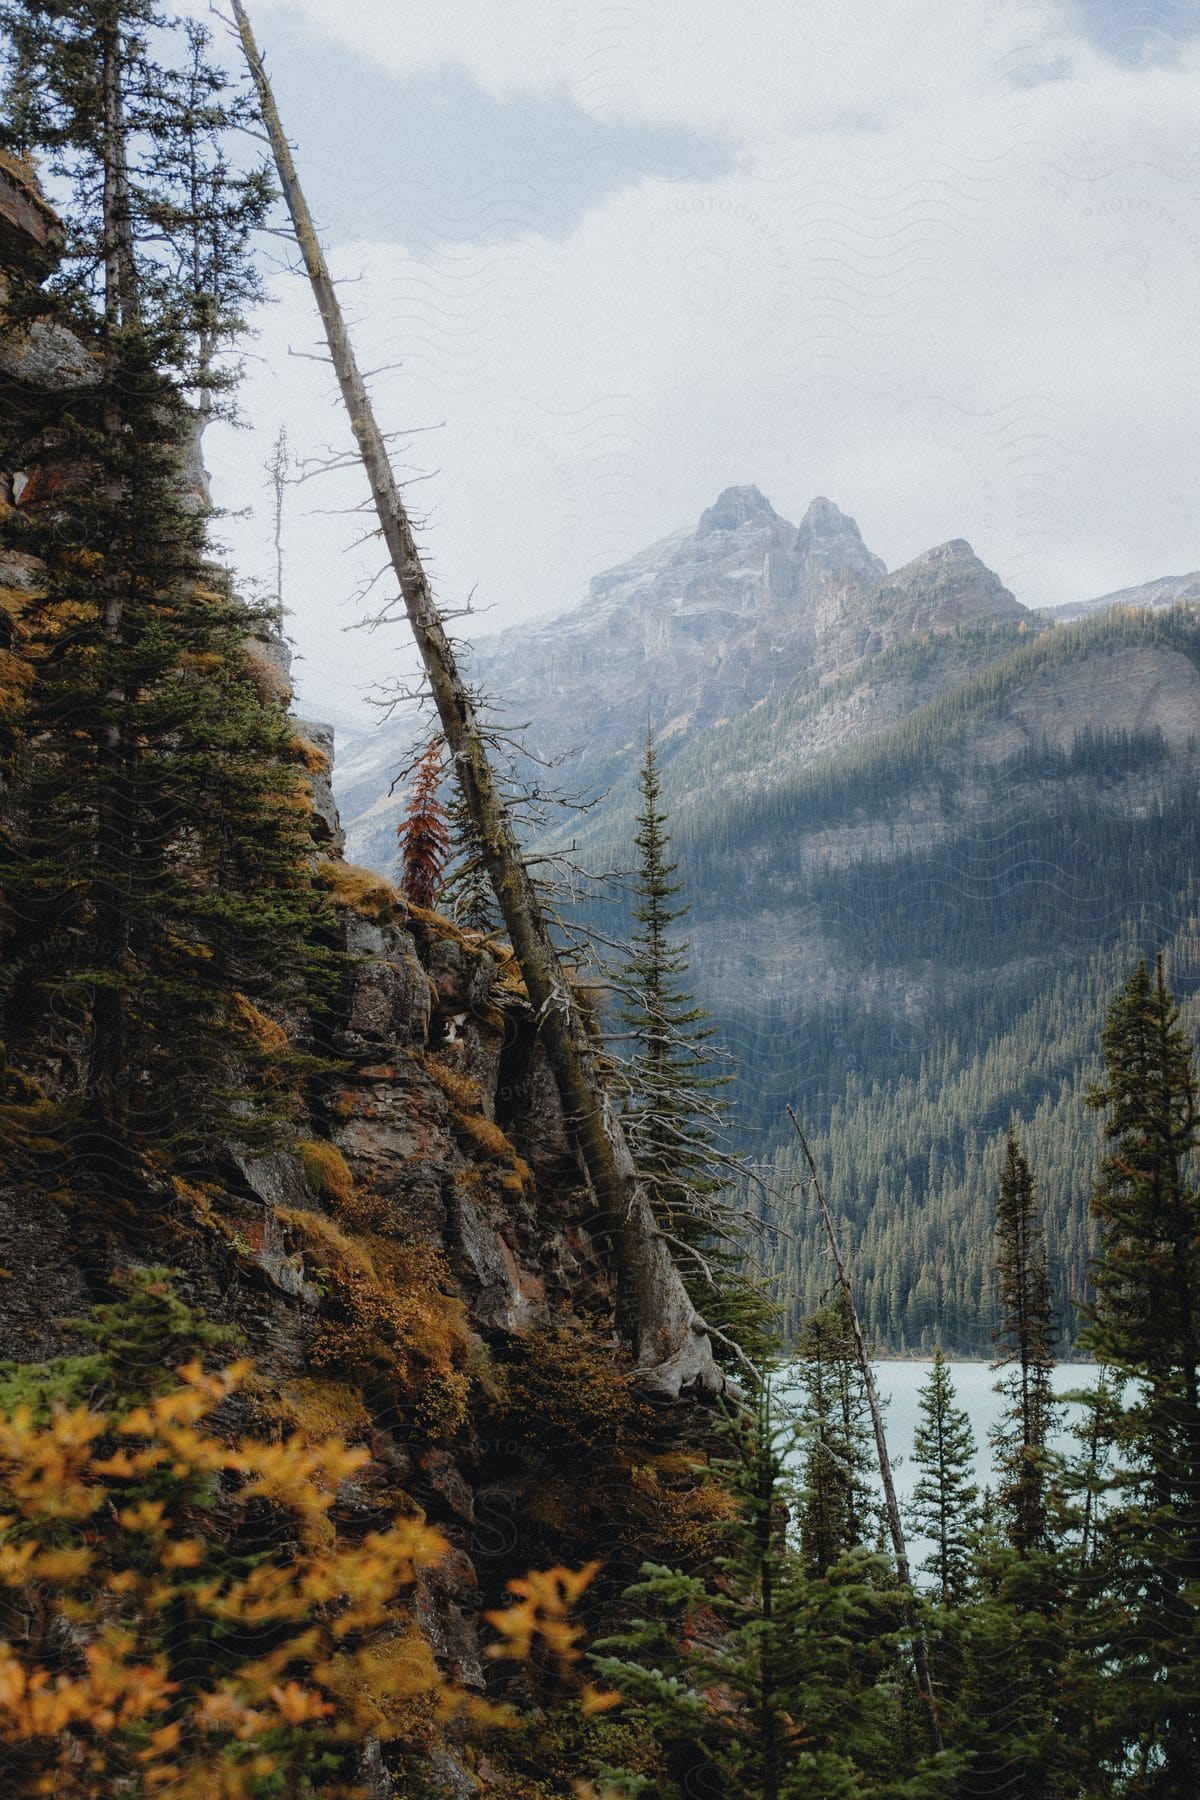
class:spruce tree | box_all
[0,2,330,1160]
[614,725,779,1360]
[958,1136,1071,1800]
[1079,957,1200,1792]
[604,727,775,1362]
[794,1292,876,1576]
[590,1381,937,1800]
[617,725,727,1244]
[908,1347,979,1605]
[990,1126,1058,1555]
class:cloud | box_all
[257,0,1079,136]
[205,2,1200,729]
[1070,0,1200,65]
[223,17,732,254]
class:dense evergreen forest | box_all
[552,608,1200,1352]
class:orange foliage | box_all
[0,1360,459,1798]
[0,1356,603,1796]
[398,737,450,909]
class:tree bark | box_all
[231,1,724,1398]
[787,1108,944,1753]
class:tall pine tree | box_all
[990,1126,1058,1555]
[1079,957,1200,1793]
[0,2,329,1162]
[908,1347,979,1606]
[617,725,726,1242]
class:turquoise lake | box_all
[866,1361,1103,1507]
[780,1361,1104,1576]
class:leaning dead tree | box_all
[786,1108,944,1754]
[230,1,724,1398]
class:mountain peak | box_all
[873,538,1023,626]
[697,485,777,534]
[798,495,862,541]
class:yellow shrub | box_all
[496,1328,649,1461]
[232,992,290,1058]
[426,1058,530,1181]
[0,647,32,716]
[315,855,401,922]
[426,1058,482,1112]
[0,1353,605,1795]
[321,1629,445,1745]
[455,1110,514,1161]
[278,1376,372,1446]
[0,584,32,622]
[298,1137,355,1207]
[405,902,473,947]
[288,733,331,774]
[278,1212,472,1442]
[628,1463,740,1562]
[0,1360,456,1798]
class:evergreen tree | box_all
[990,1126,1059,1554]
[617,725,728,1244]
[908,1348,979,1605]
[591,1381,940,1800]
[0,2,329,1159]
[616,726,775,1359]
[794,1293,876,1575]
[951,1574,1067,1800]
[962,1140,1068,1800]
[1079,957,1200,1792]
[398,733,451,909]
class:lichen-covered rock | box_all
[292,714,344,851]
[231,1147,314,1214]
[338,915,431,1054]
[0,315,98,391]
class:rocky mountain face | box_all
[0,157,724,1796]
[1051,567,1200,621]
[474,483,891,767]
[337,485,1025,871]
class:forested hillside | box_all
[517,602,1200,1351]
[337,486,1200,1352]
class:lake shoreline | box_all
[866,1354,1098,1365]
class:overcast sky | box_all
[199,0,1200,727]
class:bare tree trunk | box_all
[787,1108,944,1754]
[231,2,724,1399]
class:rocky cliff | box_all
[0,154,724,1796]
